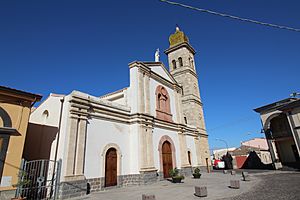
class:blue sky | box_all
[1,0,299,151]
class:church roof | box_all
[142,61,178,84]
[169,26,189,47]
[254,98,299,113]
[164,26,196,55]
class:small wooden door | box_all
[162,141,173,178]
[105,148,117,187]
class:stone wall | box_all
[140,171,158,184]
[59,167,212,199]
[0,189,15,200]
[59,179,87,199]
[179,166,193,177]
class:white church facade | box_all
[25,27,210,198]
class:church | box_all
[25,27,210,198]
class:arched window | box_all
[189,56,194,68]
[184,117,187,124]
[42,110,49,124]
[156,85,172,122]
[188,151,191,165]
[172,60,176,70]
[178,57,183,67]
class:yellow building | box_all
[0,86,41,199]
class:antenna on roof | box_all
[290,92,300,98]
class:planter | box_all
[193,173,201,179]
[172,177,183,183]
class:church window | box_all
[178,57,183,67]
[188,151,191,165]
[155,85,172,122]
[184,117,187,124]
[172,60,176,70]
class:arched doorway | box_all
[105,148,117,187]
[162,141,173,178]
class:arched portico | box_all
[0,106,12,127]
[263,112,282,131]
[263,112,299,165]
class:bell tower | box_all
[164,26,210,166]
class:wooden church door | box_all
[162,141,173,178]
[105,148,117,187]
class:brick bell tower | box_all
[164,26,210,167]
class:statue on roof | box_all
[155,48,160,62]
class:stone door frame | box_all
[158,135,176,174]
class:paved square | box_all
[70,172,259,200]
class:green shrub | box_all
[169,168,185,179]
[194,167,201,174]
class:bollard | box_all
[142,194,156,200]
[230,180,240,189]
[223,170,228,174]
[194,186,207,197]
[231,171,236,175]
[242,171,250,181]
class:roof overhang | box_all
[164,42,196,55]
[254,98,299,113]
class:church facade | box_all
[26,27,210,198]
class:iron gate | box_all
[16,159,61,200]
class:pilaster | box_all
[138,70,145,113]
[178,132,190,167]
[144,72,151,114]
[139,124,156,172]
[75,118,87,175]
[174,89,183,124]
[198,136,210,167]
[65,116,79,177]
[139,125,147,169]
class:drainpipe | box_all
[50,97,64,198]
[54,97,65,164]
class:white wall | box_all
[53,95,71,178]
[151,65,172,82]
[29,93,71,179]
[84,118,132,179]
[149,78,178,123]
[185,135,197,167]
[30,94,63,127]
[128,67,138,114]
[152,127,181,170]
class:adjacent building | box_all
[0,86,41,199]
[254,97,300,169]
[26,27,211,198]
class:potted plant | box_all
[169,168,185,183]
[11,171,30,200]
[193,167,201,179]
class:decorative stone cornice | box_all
[164,42,196,55]
[129,61,183,93]
[182,96,203,106]
[67,90,201,137]
[99,87,128,99]
[171,67,198,79]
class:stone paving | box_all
[69,171,260,200]
[220,171,300,200]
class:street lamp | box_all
[215,138,229,152]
